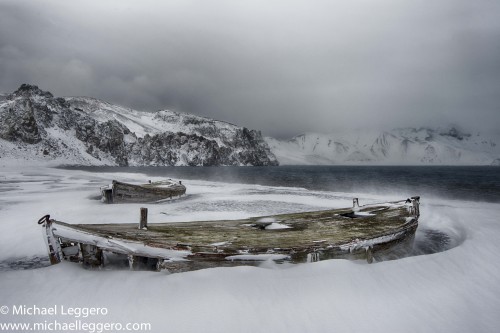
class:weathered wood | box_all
[104,179,186,203]
[128,255,160,271]
[39,215,62,265]
[60,243,80,262]
[80,244,103,269]
[46,237,61,265]
[103,189,113,204]
[127,255,139,270]
[353,198,359,208]
[366,246,374,264]
[411,196,420,216]
[139,207,148,229]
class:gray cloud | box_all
[1,0,499,138]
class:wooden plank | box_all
[139,207,148,229]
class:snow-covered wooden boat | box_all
[38,197,420,272]
[101,179,186,203]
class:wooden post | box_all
[128,255,136,270]
[139,207,148,229]
[307,252,320,263]
[39,216,62,265]
[353,198,359,208]
[412,198,420,217]
[103,189,113,204]
[366,246,373,264]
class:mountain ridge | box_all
[0,84,278,166]
[1,84,498,166]
[265,127,500,165]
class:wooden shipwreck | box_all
[38,197,420,272]
[101,179,186,204]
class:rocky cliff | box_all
[0,84,278,166]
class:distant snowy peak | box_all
[0,84,278,166]
[266,127,500,165]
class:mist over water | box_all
[68,165,500,203]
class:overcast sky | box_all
[1,0,499,138]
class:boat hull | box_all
[40,197,421,272]
[101,180,186,203]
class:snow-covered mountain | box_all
[0,84,278,166]
[2,84,498,167]
[266,128,500,165]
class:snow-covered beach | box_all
[2,0,500,330]
[1,165,499,332]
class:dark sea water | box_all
[66,165,500,203]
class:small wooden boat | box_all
[38,197,420,272]
[101,179,186,203]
